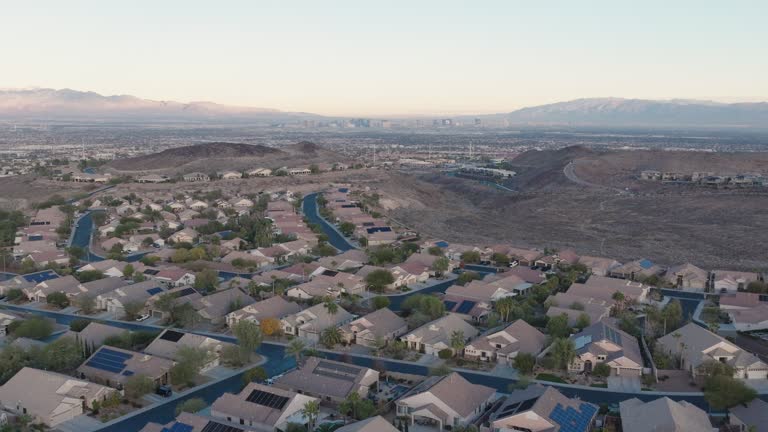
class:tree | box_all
[372,296,391,310]
[662,299,683,332]
[491,252,510,267]
[221,344,250,367]
[286,338,306,366]
[401,294,444,320]
[745,280,767,293]
[124,374,156,399]
[194,269,219,293]
[13,317,53,339]
[551,338,576,372]
[431,257,450,277]
[592,363,611,378]
[123,263,135,279]
[704,375,757,410]
[339,222,356,237]
[461,251,481,264]
[78,294,96,315]
[301,400,320,432]
[77,270,105,283]
[339,392,377,421]
[175,398,206,415]
[5,288,24,302]
[427,246,444,256]
[513,353,536,375]
[233,319,262,353]
[365,269,395,293]
[323,297,339,315]
[450,330,465,356]
[321,327,343,348]
[699,360,735,378]
[260,317,282,337]
[546,313,571,339]
[171,347,212,386]
[46,292,70,309]
[457,271,481,286]
[575,313,591,330]
[122,301,145,320]
[495,297,519,322]
[69,318,91,332]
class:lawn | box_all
[535,373,566,383]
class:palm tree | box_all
[551,337,576,373]
[302,400,320,431]
[324,297,338,315]
[285,338,306,366]
[339,391,361,420]
[495,297,515,322]
[450,330,466,357]
[320,327,343,348]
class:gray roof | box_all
[620,397,715,432]
[658,322,766,370]
[211,382,309,428]
[274,356,375,399]
[400,372,495,419]
[335,416,399,432]
[729,399,768,432]
[570,319,643,366]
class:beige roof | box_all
[620,397,715,432]
[69,322,125,348]
[658,322,766,370]
[567,275,647,303]
[664,263,709,288]
[0,367,114,426]
[229,296,302,323]
[468,319,546,356]
[404,314,479,347]
[144,329,234,361]
[490,385,597,431]
[578,255,622,273]
[274,357,375,399]
[340,308,408,341]
[336,416,399,432]
[282,302,354,334]
[403,372,495,418]
[571,319,643,367]
[193,288,255,320]
[212,382,313,428]
[77,346,173,384]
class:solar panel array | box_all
[549,403,597,432]
[443,300,458,311]
[201,421,245,432]
[85,348,132,374]
[146,287,163,295]
[456,300,477,314]
[366,227,392,234]
[160,330,185,343]
[22,270,59,283]
[161,422,193,432]
[245,389,289,410]
[178,287,197,297]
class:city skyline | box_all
[2,1,767,116]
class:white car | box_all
[136,314,150,322]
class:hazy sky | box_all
[2,1,767,116]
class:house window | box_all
[481,352,487,358]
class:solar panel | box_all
[160,330,185,342]
[245,389,289,409]
[147,287,163,295]
[144,269,160,275]
[178,287,197,297]
[321,270,339,277]
[549,402,597,432]
[456,300,477,314]
[86,348,132,374]
[122,370,134,376]
[443,300,458,311]
[201,421,244,432]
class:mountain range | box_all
[1,88,767,127]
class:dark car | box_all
[156,385,172,397]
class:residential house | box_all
[140,413,262,432]
[729,399,768,432]
[545,292,612,327]
[566,275,649,305]
[193,288,255,325]
[0,367,117,428]
[24,275,80,302]
[657,322,768,379]
[77,259,133,278]
[153,268,196,288]
[247,168,272,177]
[280,302,354,343]
[225,296,302,327]
[565,319,644,376]
[335,416,399,432]
[356,265,422,290]
[168,228,198,244]
[339,308,408,348]
[317,249,368,271]
[720,293,768,331]
[220,171,243,180]
[401,314,479,356]
[211,382,317,431]
[96,280,165,316]
[608,258,664,281]
[464,320,546,363]
[273,356,379,404]
[577,255,622,276]
[145,329,235,372]
[712,270,759,293]
[664,263,709,291]
[183,172,210,182]
[66,322,125,351]
[396,372,495,430]
[620,397,715,432]
[485,385,597,432]
[77,345,173,388]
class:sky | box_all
[2,1,767,116]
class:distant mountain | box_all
[0,88,323,122]
[479,98,768,127]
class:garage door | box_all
[746,369,766,379]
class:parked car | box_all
[156,385,172,397]
[136,313,150,322]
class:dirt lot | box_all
[0,175,97,211]
[378,148,768,271]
